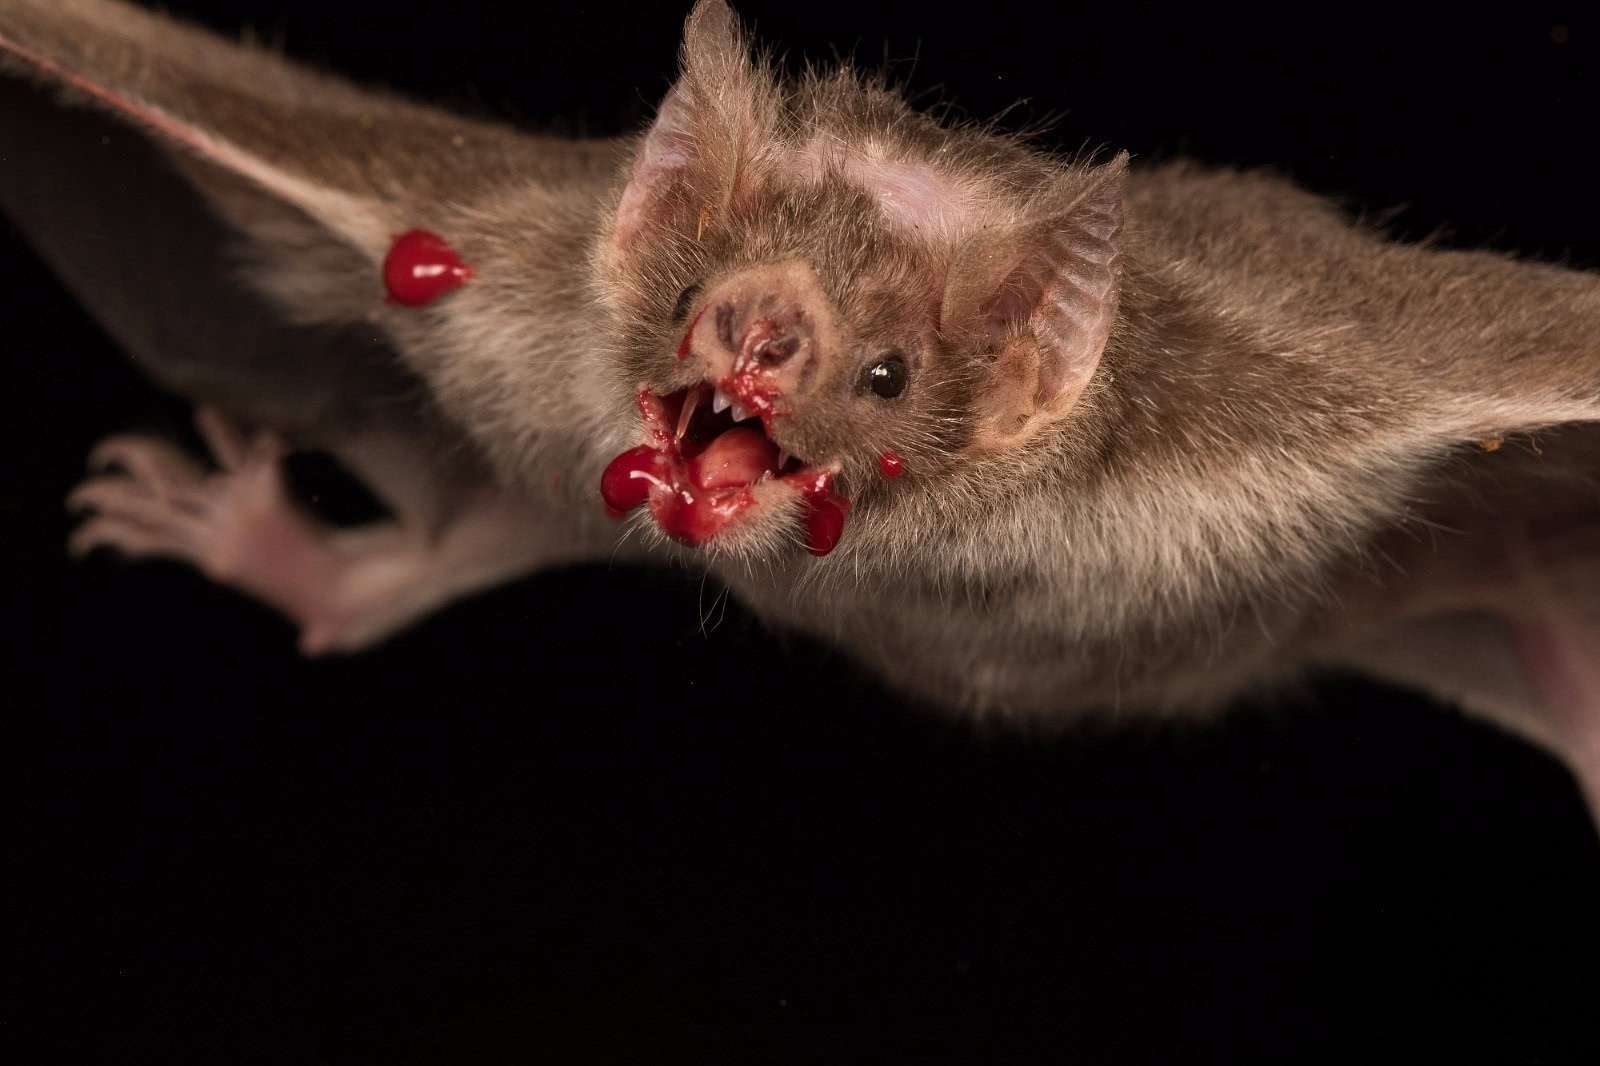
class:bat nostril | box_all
[714,304,737,350]
[752,333,800,366]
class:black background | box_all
[6,2,1600,1061]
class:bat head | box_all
[596,0,1128,559]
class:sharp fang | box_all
[676,387,700,439]
[711,389,732,415]
[730,402,750,423]
[778,448,793,468]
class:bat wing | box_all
[0,0,616,208]
[0,0,622,452]
[0,73,431,448]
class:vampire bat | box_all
[3,1,1600,826]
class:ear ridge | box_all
[1032,157,1127,407]
[608,0,776,253]
[942,154,1129,451]
[680,0,747,88]
[681,0,763,209]
[679,0,781,202]
[612,85,698,247]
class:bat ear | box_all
[678,0,753,91]
[941,154,1129,453]
[609,0,776,251]
[0,1,523,325]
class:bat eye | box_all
[861,351,909,399]
[673,282,701,322]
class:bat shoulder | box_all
[1122,159,1367,252]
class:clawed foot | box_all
[67,406,565,656]
[67,406,374,652]
[68,406,293,582]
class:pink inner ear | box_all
[942,162,1126,415]
[613,87,698,247]
[977,272,1034,346]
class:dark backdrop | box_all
[5,2,1600,1061]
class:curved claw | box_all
[68,473,208,524]
[85,435,209,505]
[67,512,194,564]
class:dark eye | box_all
[673,283,701,322]
[861,351,909,399]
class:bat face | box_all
[591,6,1127,558]
[599,190,970,557]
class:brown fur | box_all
[4,1,1600,813]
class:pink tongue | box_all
[692,428,778,489]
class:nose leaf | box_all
[752,331,800,366]
[737,315,804,370]
[688,260,831,397]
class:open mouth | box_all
[600,383,851,555]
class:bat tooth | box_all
[676,387,700,439]
[711,389,732,415]
[778,448,794,469]
[731,402,751,423]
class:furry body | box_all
[2,1,1599,815]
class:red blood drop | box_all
[802,493,851,556]
[878,450,904,478]
[600,445,661,516]
[383,229,474,306]
[653,485,756,545]
[691,428,777,490]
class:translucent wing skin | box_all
[0,74,443,451]
[0,0,619,208]
[0,0,630,474]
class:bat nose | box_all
[684,261,834,392]
[712,302,810,369]
[750,328,800,366]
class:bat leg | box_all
[67,406,563,655]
